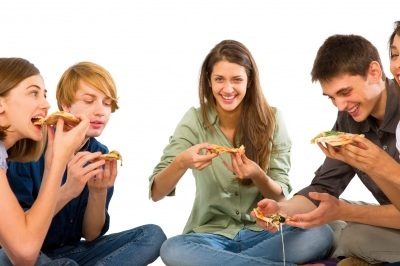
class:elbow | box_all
[151,193,164,202]
[6,245,41,266]
[84,234,100,242]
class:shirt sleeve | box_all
[148,107,199,198]
[269,108,293,197]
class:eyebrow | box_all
[322,87,350,96]
[27,84,44,91]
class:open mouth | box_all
[31,117,44,126]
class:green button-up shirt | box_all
[149,106,292,238]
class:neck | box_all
[76,137,90,153]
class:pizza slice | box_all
[32,111,80,126]
[311,130,364,146]
[208,144,245,155]
[92,150,123,166]
[253,208,290,230]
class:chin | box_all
[87,130,103,138]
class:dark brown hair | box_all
[311,34,385,83]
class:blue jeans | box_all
[161,225,333,266]
[0,251,78,265]
[45,224,166,266]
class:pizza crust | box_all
[253,208,290,229]
[209,144,245,155]
[311,131,364,146]
[33,111,80,126]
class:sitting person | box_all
[252,34,400,265]
[149,40,333,266]
[0,57,88,265]
[6,61,166,265]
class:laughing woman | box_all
[149,40,333,266]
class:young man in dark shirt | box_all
[252,34,400,265]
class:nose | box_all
[93,101,106,116]
[40,98,51,110]
[223,81,234,93]
[333,99,347,111]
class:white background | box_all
[1,1,399,265]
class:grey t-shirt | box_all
[0,141,8,172]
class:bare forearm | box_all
[82,189,107,241]
[252,171,285,201]
[338,202,400,228]
[151,156,187,201]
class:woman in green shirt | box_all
[149,40,333,266]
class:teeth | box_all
[348,104,359,113]
[222,95,235,100]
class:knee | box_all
[143,224,167,246]
[160,236,182,266]
[338,223,368,256]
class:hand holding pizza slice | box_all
[311,130,364,146]
[92,150,123,166]
[253,208,290,230]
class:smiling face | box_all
[62,80,112,138]
[390,34,400,85]
[321,69,385,123]
[210,60,248,114]
[0,75,50,148]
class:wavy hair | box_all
[199,40,276,185]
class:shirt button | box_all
[235,191,239,196]
[70,219,73,223]
[383,145,388,151]
[235,210,239,215]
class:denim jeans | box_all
[0,251,78,265]
[161,225,333,266]
[45,224,166,266]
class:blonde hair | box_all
[0,57,47,162]
[56,61,119,112]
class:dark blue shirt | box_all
[7,137,113,251]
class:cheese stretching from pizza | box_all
[253,208,290,229]
[209,144,245,155]
[32,111,80,126]
[311,130,364,146]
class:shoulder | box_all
[0,141,8,172]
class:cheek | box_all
[390,63,396,74]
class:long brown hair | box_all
[0,57,47,162]
[199,40,276,185]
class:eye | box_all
[214,77,224,82]
[391,53,399,60]
[104,99,112,106]
[30,90,39,97]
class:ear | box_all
[368,61,383,84]
[0,98,6,114]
